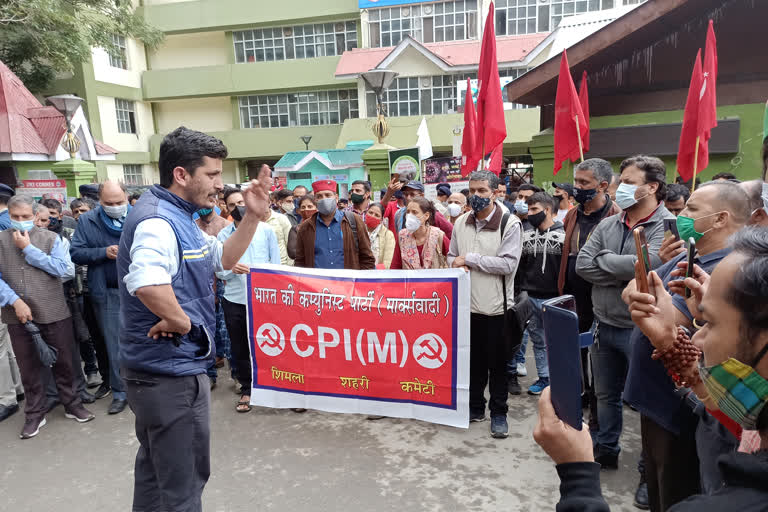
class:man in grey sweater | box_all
[576,155,675,469]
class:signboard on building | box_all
[457,77,518,110]
[422,156,469,200]
[388,147,421,181]
[246,265,470,428]
[358,0,427,8]
[15,179,67,203]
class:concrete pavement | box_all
[1,368,642,511]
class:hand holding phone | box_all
[633,227,650,293]
[685,238,697,298]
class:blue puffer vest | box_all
[117,185,216,376]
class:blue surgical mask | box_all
[197,208,213,216]
[514,200,529,215]
[615,183,639,210]
[11,220,34,233]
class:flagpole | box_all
[691,136,700,193]
[574,115,585,162]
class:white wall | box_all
[386,45,445,77]
[97,96,154,152]
[148,32,230,70]
[92,37,147,89]
[154,97,233,134]
[144,0,195,4]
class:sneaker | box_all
[64,405,95,423]
[508,374,522,395]
[528,377,550,396]
[595,452,619,470]
[79,390,96,404]
[86,373,102,388]
[20,417,46,439]
[633,481,649,510]
[516,362,527,377]
[490,415,509,438]
[469,410,486,422]
[0,403,19,422]
[93,384,111,400]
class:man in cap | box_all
[79,184,100,202]
[381,179,453,239]
[436,183,451,207]
[553,183,575,222]
[294,180,374,270]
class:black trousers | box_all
[222,298,251,392]
[469,313,508,416]
[8,318,81,421]
[641,413,700,512]
[124,368,210,512]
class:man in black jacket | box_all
[533,227,768,511]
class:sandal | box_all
[236,395,251,413]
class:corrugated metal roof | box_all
[326,149,364,167]
[94,140,118,155]
[274,151,311,168]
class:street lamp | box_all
[300,135,312,150]
[46,94,84,159]
[360,70,399,144]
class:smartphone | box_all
[633,227,650,293]
[663,218,680,241]
[542,295,583,430]
[685,238,697,298]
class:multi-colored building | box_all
[39,0,648,187]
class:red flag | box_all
[578,70,590,153]
[699,20,718,146]
[676,50,705,182]
[475,1,506,157]
[553,51,587,175]
[485,144,504,176]
[460,79,480,176]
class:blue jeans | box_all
[508,330,529,374]
[207,280,233,382]
[527,297,549,380]
[94,288,126,400]
[590,322,633,457]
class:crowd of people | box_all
[1,125,767,512]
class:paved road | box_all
[1,367,641,511]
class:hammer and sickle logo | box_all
[255,323,285,357]
[412,333,447,369]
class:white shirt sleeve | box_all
[124,218,179,296]
[123,218,224,296]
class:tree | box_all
[0,0,163,92]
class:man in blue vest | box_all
[0,183,12,230]
[118,127,269,512]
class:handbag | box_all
[499,213,532,357]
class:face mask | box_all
[300,209,316,221]
[469,195,491,213]
[676,212,721,242]
[365,215,381,230]
[103,204,127,219]
[527,211,547,229]
[698,354,768,430]
[553,194,565,202]
[573,187,598,205]
[615,183,639,210]
[350,193,366,205]
[405,213,422,232]
[11,220,34,233]
[281,202,295,214]
[316,197,337,216]
[514,200,528,215]
[447,203,463,218]
[48,217,61,230]
[197,208,213,217]
[230,205,246,222]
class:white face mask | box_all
[103,204,128,219]
[405,213,422,232]
[281,202,295,214]
[447,203,462,218]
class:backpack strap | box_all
[344,210,359,254]
[500,212,511,313]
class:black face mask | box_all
[230,206,246,222]
[527,211,547,229]
[47,217,62,233]
[553,194,565,202]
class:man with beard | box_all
[118,127,269,511]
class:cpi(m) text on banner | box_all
[246,266,470,428]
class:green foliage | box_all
[539,180,556,195]
[0,0,163,92]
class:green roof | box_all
[274,151,311,168]
[326,149,364,167]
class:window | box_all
[366,69,532,117]
[239,89,359,129]
[109,34,128,69]
[233,21,357,63]
[123,164,143,185]
[368,0,478,47]
[115,99,136,134]
[495,0,646,35]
